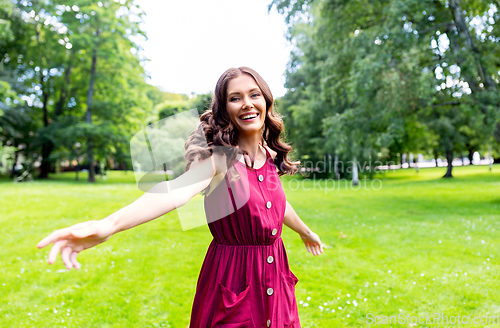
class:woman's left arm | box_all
[283,201,324,256]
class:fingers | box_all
[305,242,324,256]
[37,222,92,248]
[48,240,67,264]
[305,244,312,254]
[70,252,81,270]
[61,246,73,270]
[37,226,73,249]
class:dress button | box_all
[267,319,271,327]
[271,228,277,236]
[267,256,274,264]
[266,201,272,209]
[267,287,274,296]
[258,174,264,182]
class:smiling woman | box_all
[36,67,324,328]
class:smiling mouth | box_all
[239,113,259,121]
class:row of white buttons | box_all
[260,169,273,327]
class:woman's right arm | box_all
[36,153,219,271]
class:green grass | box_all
[1,165,499,327]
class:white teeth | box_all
[241,113,258,120]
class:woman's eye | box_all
[251,93,261,98]
[230,97,239,102]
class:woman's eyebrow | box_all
[227,88,261,98]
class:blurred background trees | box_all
[271,0,500,179]
[1,0,499,182]
[0,0,213,182]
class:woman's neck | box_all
[237,134,263,161]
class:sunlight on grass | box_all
[1,165,499,327]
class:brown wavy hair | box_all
[184,67,299,187]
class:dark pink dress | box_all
[190,147,301,327]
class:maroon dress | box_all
[190,147,301,327]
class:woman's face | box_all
[225,74,266,137]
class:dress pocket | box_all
[213,283,255,327]
[281,271,300,327]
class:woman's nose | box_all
[242,95,253,109]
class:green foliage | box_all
[0,0,164,177]
[272,0,500,178]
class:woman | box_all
[37,67,324,327]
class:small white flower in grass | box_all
[319,306,323,310]
[67,313,70,316]
[338,307,342,310]
[306,296,311,301]
[487,258,490,261]
[337,297,340,300]
[394,295,397,298]
[455,274,458,277]
[128,259,132,263]
[387,290,390,293]
[466,283,469,286]
[364,298,367,302]
[347,293,350,297]
[432,278,435,281]
[373,282,377,286]
[346,301,350,304]
[481,240,485,244]
[438,240,442,244]
[54,309,58,313]
[464,272,467,275]
[303,303,309,307]
[299,300,303,304]
[28,313,32,316]
[487,267,490,270]
[388,270,391,273]
[421,273,424,276]
[347,314,350,318]
[332,309,335,313]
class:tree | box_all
[271,0,500,179]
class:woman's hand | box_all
[36,219,115,271]
[300,230,324,256]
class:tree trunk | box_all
[10,150,19,179]
[39,76,53,179]
[468,148,474,165]
[489,143,493,171]
[352,156,359,186]
[86,31,99,183]
[434,150,439,167]
[443,150,454,178]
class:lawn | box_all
[1,165,499,327]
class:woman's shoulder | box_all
[262,144,277,161]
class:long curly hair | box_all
[184,67,299,189]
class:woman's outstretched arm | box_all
[36,154,218,270]
[283,201,324,256]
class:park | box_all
[1,0,500,327]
